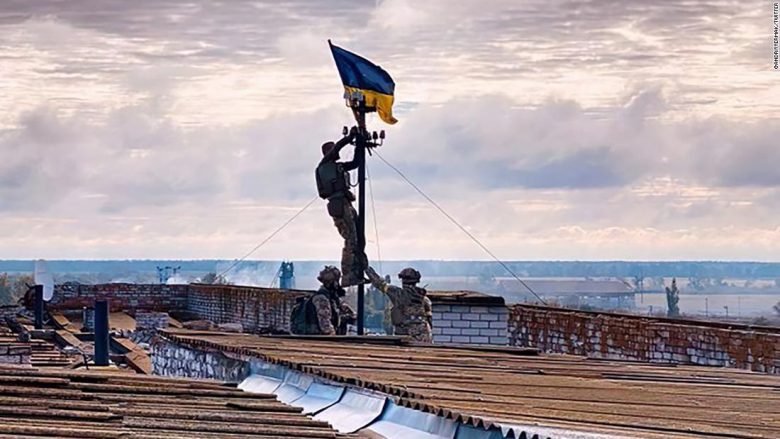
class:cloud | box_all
[0,1,778,260]
[368,89,779,195]
[0,108,91,211]
[0,97,353,214]
[2,84,776,221]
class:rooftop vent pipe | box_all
[94,300,109,366]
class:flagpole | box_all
[354,104,367,336]
[331,40,394,336]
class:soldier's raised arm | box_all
[366,266,404,302]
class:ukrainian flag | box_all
[329,41,397,125]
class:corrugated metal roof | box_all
[0,367,353,438]
[160,329,780,439]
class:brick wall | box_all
[152,337,249,382]
[432,304,509,345]
[0,344,31,365]
[510,305,780,374]
[49,283,302,334]
[187,284,304,334]
[136,312,169,330]
[50,284,188,313]
[428,291,509,346]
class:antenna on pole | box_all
[34,259,54,302]
[32,260,54,329]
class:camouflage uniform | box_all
[330,197,365,287]
[316,129,366,287]
[308,266,343,335]
[310,291,339,335]
[365,266,432,343]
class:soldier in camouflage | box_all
[315,127,367,287]
[365,266,432,343]
[309,266,348,335]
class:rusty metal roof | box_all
[0,367,354,438]
[160,329,780,439]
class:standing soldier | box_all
[315,127,367,287]
[365,266,432,343]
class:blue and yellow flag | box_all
[329,41,397,125]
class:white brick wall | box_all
[432,304,509,345]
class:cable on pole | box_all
[373,151,547,305]
[366,161,383,274]
[217,196,318,279]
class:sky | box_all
[0,0,778,262]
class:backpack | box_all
[290,292,334,334]
[315,161,347,199]
[290,296,316,334]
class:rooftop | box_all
[0,367,355,438]
[160,328,780,439]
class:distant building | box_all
[497,278,636,310]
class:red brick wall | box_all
[509,305,780,374]
[187,284,304,334]
[50,283,305,334]
[50,284,189,313]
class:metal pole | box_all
[33,285,44,330]
[94,300,110,366]
[356,106,367,335]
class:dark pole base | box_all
[356,105,367,336]
[94,300,110,366]
[33,285,44,330]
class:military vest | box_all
[390,286,427,326]
[315,161,348,199]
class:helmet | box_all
[321,141,336,156]
[317,265,341,283]
[398,267,421,283]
